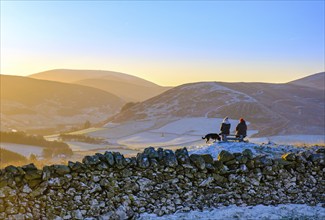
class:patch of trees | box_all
[0,148,27,164]
[0,131,73,158]
[59,134,104,144]
[120,102,139,112]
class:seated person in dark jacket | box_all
[235,118,247,138]
[220,117,231,136]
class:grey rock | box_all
[22,163,37,172]
[242,149,254,159]
[72,210,83,220]
[143,147,159,159]
[82,155,100,166]
[190,154,205,170]
[199,177,214,187]
[201,154,214,164]
[175,147,190,164]
[137,178,152,191]
[53,165,71,175]
[164,150,178,167]
[114,152,127,169]
[104,151,115,166]
[137,153,150,169]
[218,150,235,162]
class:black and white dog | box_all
[202,133,221,143]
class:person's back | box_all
[220,117,231,135]
[235,118,247,137]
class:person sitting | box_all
[235,118,247,139]
[220,117,231,141]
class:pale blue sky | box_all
[1,1,324,85]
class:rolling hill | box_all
[0,75,124,132]
[288,72,324,90]
[109,73,324,137]
[29,69,171,102]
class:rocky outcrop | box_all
[0,147,324,219]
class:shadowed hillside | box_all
[30,69,171,102]
[0,75,124,132]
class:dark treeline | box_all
[59,133,104,144]
[0,131,73,157]
[0,148,27,164]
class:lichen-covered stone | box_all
[52,165,71,175]
[190,154,205,170]
[282,153,296,161]
[242,149,254,159]
[104,151,115,166]
[218,150,235,162]
[113,152,127,169]
[82,155,100,166]
[201,154,214,164]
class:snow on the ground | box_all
[152,117,239,135]
[85,117,324,149]
[67,142,109,151]
[0,143,43,157]
[251,135,325,145]
[188,141,323,159]
[139,204,325,220]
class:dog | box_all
[202,133,221,143]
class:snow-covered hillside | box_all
[110,79,324,137]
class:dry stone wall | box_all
[0,147,324,220]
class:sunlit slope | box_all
[288,72,324,90]
[110,74,324,137]
[29,69,171,101]
[0,75,124,131]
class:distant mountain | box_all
[29,69,171,102]
[110,74,324,137]
[288,72,324,90]
[0,75,124,132]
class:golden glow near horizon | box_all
[1,60,321,87]
[1,1,324,86]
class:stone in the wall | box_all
[82,155,100,166]
[1,146,324,220]
[164,150,178,168]
[104,151,115,166]
[143,147,159,159]
[175,148,190,164]
[242,149,254,159]
[282,153,296,161]
[218,150,235,162]
[113,152,127,169]
[137,153,150,169]
[190,154,205,170]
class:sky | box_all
[1,1,324,86]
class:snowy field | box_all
[139,204,325,220]
[0,143,43,157]
[87,117,323,149]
